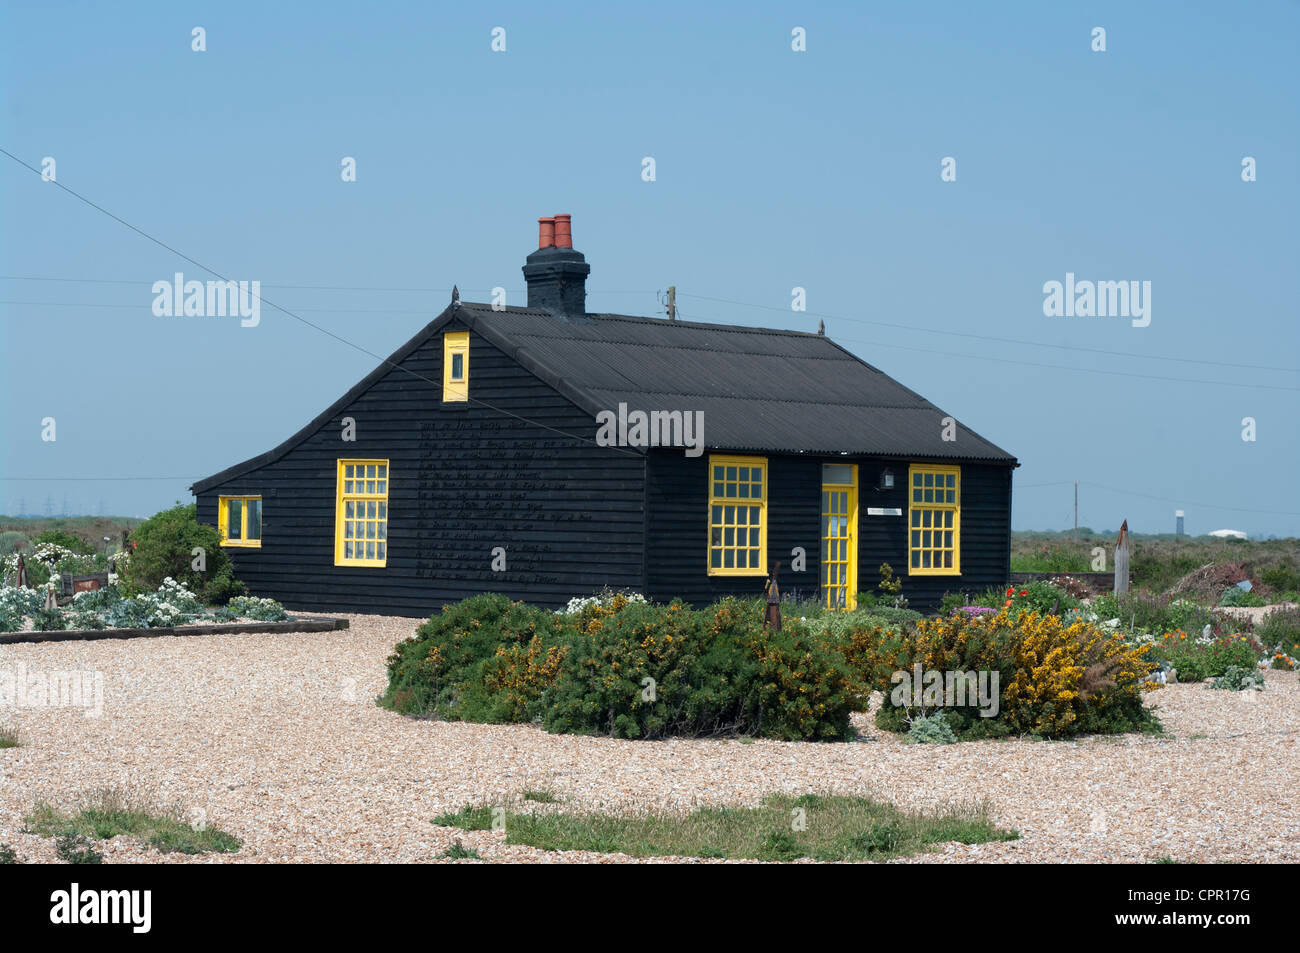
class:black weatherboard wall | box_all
[194,310,646,615]
[645,451,1012,609]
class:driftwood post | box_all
[763,561,782,631]
[1114,520,1130,597]
[15,554,28,589]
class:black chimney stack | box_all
[523,213,590,319]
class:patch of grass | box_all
[0,727,20,749]
[439,839,481,860]
[522,789,558,804]
[436,792,1017,862]
[431,804,497,831]
[0,842,24,864]
[54,833,102,864]
[24,789,241,856]
[1153,856,1184,864]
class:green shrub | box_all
[54,833,103,865]
[32,529,95,554]
[64,610,106,631]
[121,504,242,604]
[32,607,66,631]
[1011,545,1090,573]
[938,591,972,615]
[860,606,923,628]
[906,711,957,744]
[872,608,1158,740]
[1152,634,1260,682]
[1259,564,1300,595]
[383,593,570,720]
[806,606,916,639]
[0,531,29,559]
[104,598,153,629]
[387,594,857,741]
[1257,606,1300,659]
[226,596,288,622]
[66,585,121,613]
[1205,665,1264,691]
[743,612,857,741]
[1092,591,1217,637]
[0,843,23,864]
[1219,586,1265,607]
[0,585,44,619]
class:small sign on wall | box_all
[866,507,902,516]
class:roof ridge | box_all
[457,300,822,338]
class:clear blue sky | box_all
[2,1,1297,536]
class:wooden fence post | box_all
[764,561,783,631]
[1114,520,1130,597]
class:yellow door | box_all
[820,464,858,610]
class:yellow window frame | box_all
[218,495,262,548]
[820,464,858,610]
[334,459,389,567]
[707,454,767,576]
[443,330,469,402]
[908,464,960,576]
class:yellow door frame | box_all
[820,464,858,610]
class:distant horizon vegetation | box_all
[0,513,1293,544]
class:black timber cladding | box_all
[645,451,1012,608]
[195,309,646,615]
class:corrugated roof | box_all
[459,304,1015,462]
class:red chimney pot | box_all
[553,213,573,249]
[537,217,555,249]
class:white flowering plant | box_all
[225,595,288,622]
[560,589,647,615]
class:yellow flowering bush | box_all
[1002,610,1158,736]
[865,607,1160,740]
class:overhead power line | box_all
[0,146,640,458]
[676,291,1300,376]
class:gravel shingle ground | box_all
[1,613,1296,864]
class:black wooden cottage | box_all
[192,215,1017,615]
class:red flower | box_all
[1019,589,1028,596]
[1006,587,1014,596]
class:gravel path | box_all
[1,613,1296,864]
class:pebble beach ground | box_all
[1,613,1296,864]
